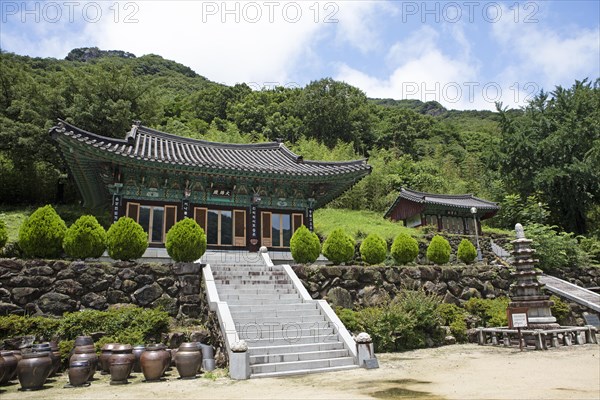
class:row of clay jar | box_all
[69,336,206,386]
[0,342,62,391]
[0,335,210,391]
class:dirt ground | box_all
[2,343,599,400]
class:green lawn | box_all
[0,207,33,242]
[314,208,418,241]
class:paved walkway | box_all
[539,274,600,312]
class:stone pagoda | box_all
[508,223,559,329]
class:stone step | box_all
[215,279,291,285]
[238,326,336,340]
[251,364,358,379]
[250,349,350,364]
[233,314,327,324]
[230,309,322,318]
[211,264,279,269]
[235,320,333,330]
[250,356,356,375]
[214,273,288,278]
[220,293,301,301]
[216,284,294,290]
[248,341,346,356]
[224,298,304,305]
[228,303,318,313]
[245,333,341,347]
[218,288,297,295]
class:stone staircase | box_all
[210,262,357,378]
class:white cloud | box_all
[83,1,331,86]
[337,26,488,110]
[333,0,397,53]
[491,4,600,94]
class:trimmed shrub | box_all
[0,306,171,365]
[426,235,451,264]
[165,218,207,262]
[322,228,355,265]
[0,219,7,249]
[550,295,571,325]
[391,233,419,265]
[290,225,321,264]
[63,215,107,259]
[360,233,387,265]
[437,303,468,342]
[18,205,67,258]
[106,217,148,261]
[457,238,477,264]
[464,297,509,327]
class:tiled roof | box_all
[385,187,499,218]
[398,188,500,210]
[51,120,371,178]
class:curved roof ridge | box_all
[137,125,280,150]
[401,187,496,203]
[52,119,130,146]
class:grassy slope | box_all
[0,208,32,242]
[314,208,418,241]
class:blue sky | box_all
[1,1,599,110]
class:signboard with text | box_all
[507,307,529,329]
[112,194,121,223]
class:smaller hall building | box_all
[51,120,371,251]
[384,187,500,234]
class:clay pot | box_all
[170,349,178,367]
[140,345,169,382]
[99,343,118,375]
[110,360,132,385]
[132,345,146,373]
[17,351,53,391]
[0,355,6,385]
[158,344,171,374]
[68,361,91,387]
[175,343,202,379]
[0,351,18,383]
[70,345,98,381]
[109,345,135,377]
[49,341,61,375]
[74,336,94,347]
[33,343,59,377]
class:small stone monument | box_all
[355,332,378,369]
[508,223,559,329]
[229,340,250,380]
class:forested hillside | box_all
[1,48,598,236]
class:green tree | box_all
[322,228,355,265]
[290,225,321,264]
[63,215,107,259]
[0,219,7,249]
[165,218,207,262]
[18,205,67,258]
[297,78,373,150]
[457,239,477,264]
[106,217,148,261]
[360,233,387,265]
[496,79,600,234]
[426,235,451,264]
[391,233,419,265]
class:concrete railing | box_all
[201,262,244,375]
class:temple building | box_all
[384,187,499,234]
[50,120,371,251]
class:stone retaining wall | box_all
[292,263,600,325]
[0,259,206,319]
